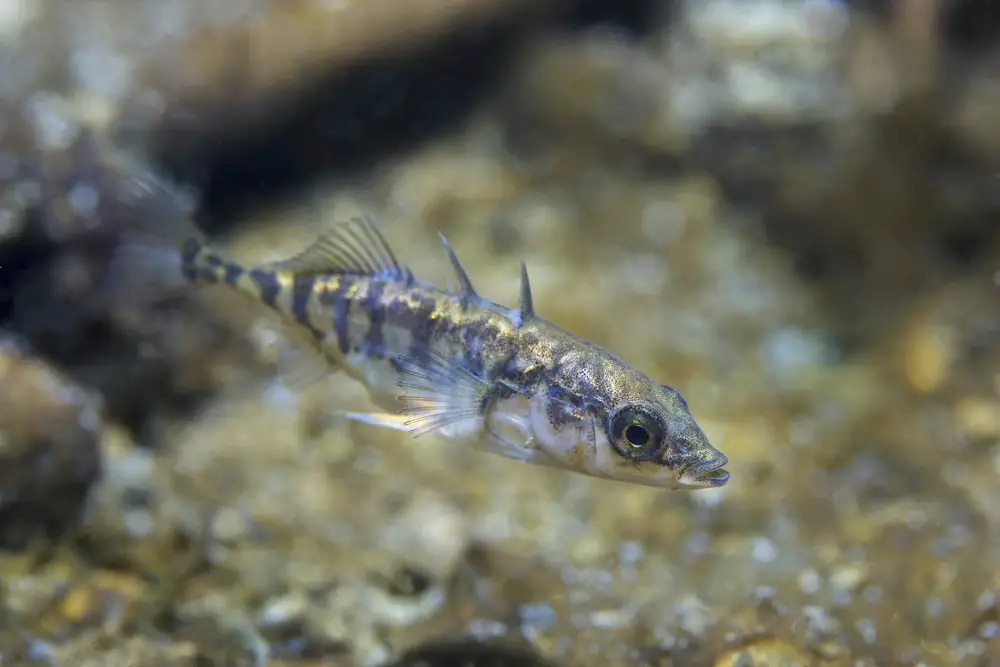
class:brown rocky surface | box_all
[0,333,102,549]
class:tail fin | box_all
[101,164,211,312]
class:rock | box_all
[54,631,200,667]
[0,334,103,548]
[378,490,470,582]
[0,122,261,439]
[712,637,813,667]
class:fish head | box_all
[526,375,730,490]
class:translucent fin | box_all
[278,348,333,391]
[247,313,336,393]
[100,166,209,311]
[341,411,412,432]
[103,238,195,311]
[436,232,478,308]
[264,215,413,283]
[394,345,493,439]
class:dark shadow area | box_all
[553,0,675,36]
[148,0,671,233]
[942,0,1000,51]
[171,18,530,232]
[384,638,559,667]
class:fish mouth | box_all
[677,455,731,488]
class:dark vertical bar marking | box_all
[180,238,202,281]
[223,262,244,286]
[184,245,225,285]
[248,268,280,308]
[291,273,317,333]
[392,296,438,351]
[363,280,386,357]
[203,253,224,267]
[331,280,352,354]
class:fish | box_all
[107,191,730,489]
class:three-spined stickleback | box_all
[110,201,730,489]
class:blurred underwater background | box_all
[0,0,999,665]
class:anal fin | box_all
[241,296,338,394]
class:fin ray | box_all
[437,233,478,307]
[240,298,339,393]
[265,215,409,281]
[517,259,534,326]
[100,168,208,311]
[393,344,492,439]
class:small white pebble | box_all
[66,182,100,219]
[70,49,132,99]
[467,619,508,640]
[759,327,829,377]
[620,252,668,296]
[750,536,778,563]
[641,202,686,246]
[261,380,299,410]
[122,509,153,539]
[519,603,557,632]
[830,563,868,592]
[212,506,250,543]
[618,540,645,564]
[25,92,79,150]
[369,585,445,626]
[379,491,469,581]
[684,531,710,556]
[589,606,636,630]
[258,593,308,627]
[674,594,714,637]
[77,406,101,433]
[855,617,877,644]
[798,568,821,595]
[690,485,727,508]
[802,604,839,634]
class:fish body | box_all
[115,211,730,490]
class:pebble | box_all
[378,490,469,582]
[899,316,957,394]
[954,397,1000,439]
[713,637,812,667]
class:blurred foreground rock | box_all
[0,115,266,437]
[0,333,102,549]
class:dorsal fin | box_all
[517,259,534,326]
[437,232,478,308]
[265,215,412,283]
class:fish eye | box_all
[608,404,665,461]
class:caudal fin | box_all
[100,164,210,311]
